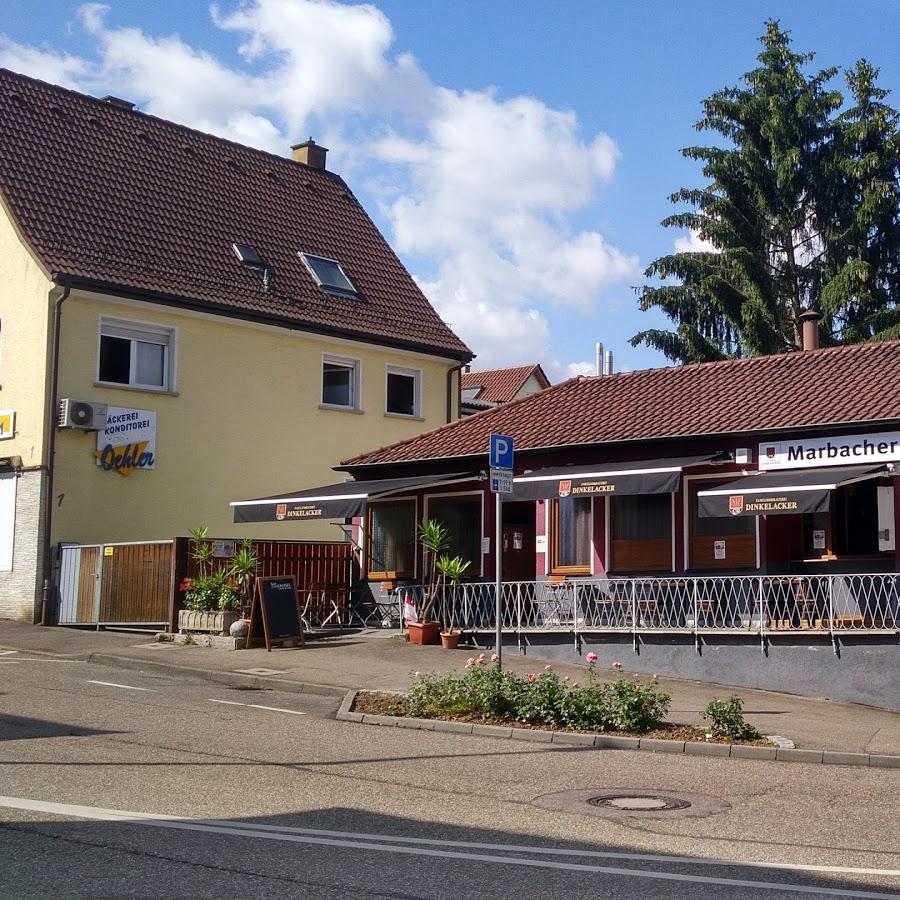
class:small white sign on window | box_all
[536,535,547,553]
[481,537,490,555]
[812,529,826,550]
[213,540,236,558]
[714,540,726,560]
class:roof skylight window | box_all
[232,242,265,267]
[300,252,358,297]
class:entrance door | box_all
[501,501,535,581]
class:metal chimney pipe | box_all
[595,342,603,376]
[798,310,822,351]
[605,350,614,375]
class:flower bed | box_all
[352,653,774,746]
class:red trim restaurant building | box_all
[234,338,900,707]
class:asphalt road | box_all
[1,650,899,899]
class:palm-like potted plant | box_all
[408,519,450,645]
[437,553,470,649]
[177,526,243,636]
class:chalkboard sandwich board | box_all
[247,576,305,651]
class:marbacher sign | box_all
[759,430,900,471]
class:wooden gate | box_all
[57,542,174,627]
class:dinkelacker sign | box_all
[759,430,900,471]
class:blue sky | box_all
[2,1,898,378]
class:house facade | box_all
[0,69,470,622]
[460,364,550,415]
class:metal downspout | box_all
[446,361,466,423]
[40,280,71,626]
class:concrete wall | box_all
[513,631,900,711]
[51,292,460,545]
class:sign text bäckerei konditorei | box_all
[759,430,900,471]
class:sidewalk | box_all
[2,620,900,756]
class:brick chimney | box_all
[798,309,822,351]
[291,138,328,170]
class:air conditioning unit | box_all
[58,399,108,431]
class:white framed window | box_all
[98,317,176,392]
[321,354,361,410]
[385,365,421,417]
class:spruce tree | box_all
[632,21,900,362]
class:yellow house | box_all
[0,69,471,622]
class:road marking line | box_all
[87,681,152,692]
[248,704,305,716]
[207,699,305,716]
[0,650,18,656]
[0,796,895,898]
[0,660,21,664]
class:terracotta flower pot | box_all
[407,620,441,645]
[440,631,461,650]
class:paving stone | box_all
[472,724,513,739]
[684,741,731,757]
[822,751,869,767]
[638,738,685,754]
[433,720,474,735]
[361,714,399,726]
[336,711,364,723]
[775,748,824,764]
[593,735,640,750]
[551,732,596,747]
[730,744,777,760]
[510,728,552,743]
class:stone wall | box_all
[0,469,45,622]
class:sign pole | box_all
[495,490,502,665]
[488,432,514,668]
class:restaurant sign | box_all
[95,407,156,476]
[759,430,900,471]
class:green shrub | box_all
[702,695,760,741]
[406,654,671,734]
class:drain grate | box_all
[588,794,691,812]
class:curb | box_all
[335,691,900,770]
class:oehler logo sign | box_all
[95,407,156,476]
[759,430,900,471]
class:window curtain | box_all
[557,497,591,567]
[369,502,416,576]
[612,494,671,539]
[429,498,481,570]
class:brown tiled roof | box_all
[0,68,470,359]
[343,340,900,467]
[461,364,550,404]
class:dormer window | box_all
[300,252,357,297]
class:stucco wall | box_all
[0,200,53,465]
[51,293,460,544]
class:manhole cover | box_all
[234,668,290,677]
[588,794,691,811]
[532,788,729,820]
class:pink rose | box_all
[491,653,499,662]
[612,661,623,669]
[585,651,598,663]
[544,664,552,671]
[527,673,538,682]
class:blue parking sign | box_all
[489,433,514,469]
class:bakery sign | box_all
[759,430,900,471]
[95,407,156,476]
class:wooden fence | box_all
[171,538,353,631]
[57,538,353,630]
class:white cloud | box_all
[0,0,640,371]
[674,229,716,253]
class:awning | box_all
[231,473,473,523]
[697,465,890,518]
[511,455,722,502]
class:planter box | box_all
[178,609,240,636]
[407,620,441,645]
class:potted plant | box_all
[228,539,259,635]
[177,526,242,635]
[407,519,449,645]
[437,553,470,649]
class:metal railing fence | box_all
[387,573,900,650]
